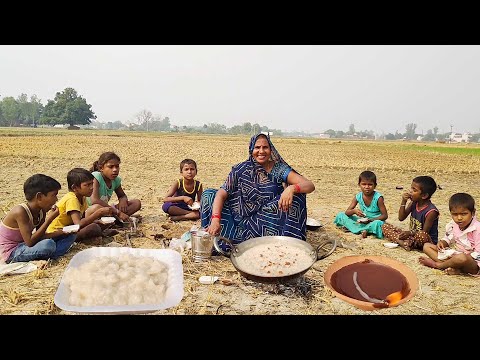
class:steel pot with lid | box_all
[213,235,336,283]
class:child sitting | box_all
[382,175,439,251]
[0,174,76,263]
[334,170,388,238]
[48,168,115,242]
[87,152,141,221]
[162,159,203,222]
[419,193,480,275]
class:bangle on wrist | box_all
[293,184,301,193]
[400,205,406,207]
[211,213,221,220]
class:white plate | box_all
[306,217,322,227]
[357,217,370,223]
[383,242,399,249]
[438,249,457,261]
[63,224,80,233]
[54,247,184,314]
[100,216,116,224]
[188,202,201,210]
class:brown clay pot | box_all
[323,255,419,311]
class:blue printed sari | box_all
[201,134,307,251]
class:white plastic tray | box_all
[54,247,184,314]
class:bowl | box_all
[383,242,399,249]
[306,217,323,230]
[357,217,370,224]
[324,255,418,311]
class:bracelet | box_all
[400,205,406,207]
[211,214,221,220]
[294,184,301,193]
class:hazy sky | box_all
[1,45,480,134]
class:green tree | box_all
[0,96,20,126]
[242,122,252,134]
[41,88,96,126]
[324,129,336,137]
[17,93,29,125]
[16,94,43,126]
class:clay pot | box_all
[324,255,419,311]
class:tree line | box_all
[0,88,280,135]
[1,88,478,141]
[0,88,95,127]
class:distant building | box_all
[448,132,472,143]
[261,131,273,136]
[315,133,331,139]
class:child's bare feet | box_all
[361,230,368,238]
[340,226,350,233]
[418,256,438,268]
[102,229,119,237]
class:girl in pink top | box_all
[419,193,480,275]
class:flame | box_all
[385,291,403,306]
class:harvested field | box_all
[1,128,479,315]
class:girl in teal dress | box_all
[334,171,388,238]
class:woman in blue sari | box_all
[201,133,315,252]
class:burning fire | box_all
[385,291,403,305]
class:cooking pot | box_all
[214,236,336,283]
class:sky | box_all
[1,45,480,134]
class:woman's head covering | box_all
[248,133,285,165]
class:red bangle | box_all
[211,214,221,220]
[294,184,301,193]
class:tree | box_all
[242,122,252,134]
[0,96,20,126]
[348,123,355,135]
[16,94,43,126]
[324,129,336,137]
[135,109,154,131]
[423,129,435,141]
[405,123,417,140]
[470,133,480,143]
[41,88,96,126]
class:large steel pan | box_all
[214,235,336,283]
